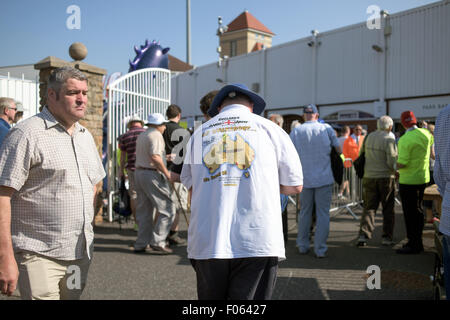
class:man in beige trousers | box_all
[0,66,105,299]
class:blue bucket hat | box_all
[208,83,266,118]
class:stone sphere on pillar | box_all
[69,42,88,61]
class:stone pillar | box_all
[34,43,107,225]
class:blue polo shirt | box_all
[290,120,340,188]
[0,118,11,147]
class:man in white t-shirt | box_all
[181,83,303,300]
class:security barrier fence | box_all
[288,158,363,221]
[330,159,363,220]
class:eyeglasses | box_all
[8,107,17,111]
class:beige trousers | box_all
[14,251,91,300]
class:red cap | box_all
[400,111,417,128]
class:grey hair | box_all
[0,97,16,113]
[377,115,393,130]
[269,114,284,127]
[291,120,300,131]
[47,66,88,98]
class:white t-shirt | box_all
[181,104,303,260]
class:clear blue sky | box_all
[1,0,437,76]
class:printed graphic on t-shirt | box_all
[203,133,255,174]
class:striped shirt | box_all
[118,126,146,171]
[434,104,450,236]
[0,107,105,260]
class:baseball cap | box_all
[303,104,318,114]
[400,110,417,128]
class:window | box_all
[230,41,237,57]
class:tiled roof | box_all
[226,11,274,35]
[168,55,193,72]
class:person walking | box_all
[132,113,176,254]
[181,84,303,299]
[118,115,146,228]
[269,113,289,242]
[162,104,189,246]
[290,104,341,258]
[0,67,105,299]
[356,116,398,247]
[396,111,434,254]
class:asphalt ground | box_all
[1,198,441,302]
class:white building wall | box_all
[226,52,262,87]
[171,1,450,121]
[386,3,450,99]
[0,64,39,81]
[171,61,224,119]
[317,24,380,104]
[265,39,313,108]
[0,75,40,119]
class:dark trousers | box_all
[359,177,396,239]
[399,183,426,249]
[282,207,288,242]
[190,257,278,300]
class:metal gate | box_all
[106,67,171,222]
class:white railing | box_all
[0,73,40,119]
[106,68,171,222]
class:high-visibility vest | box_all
[343,135,364,168]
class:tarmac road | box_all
[1,201,438,301]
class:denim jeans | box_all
[443,234,450,300]
[297,184,333,256]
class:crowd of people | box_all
[0,66,448,300]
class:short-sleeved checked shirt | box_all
[0,107,105,260]
[118,126,146,171]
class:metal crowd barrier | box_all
[329,158,363,220]
[285,158,363,221]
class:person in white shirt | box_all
[181,83,303,300]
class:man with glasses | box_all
[0,97,17,146]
